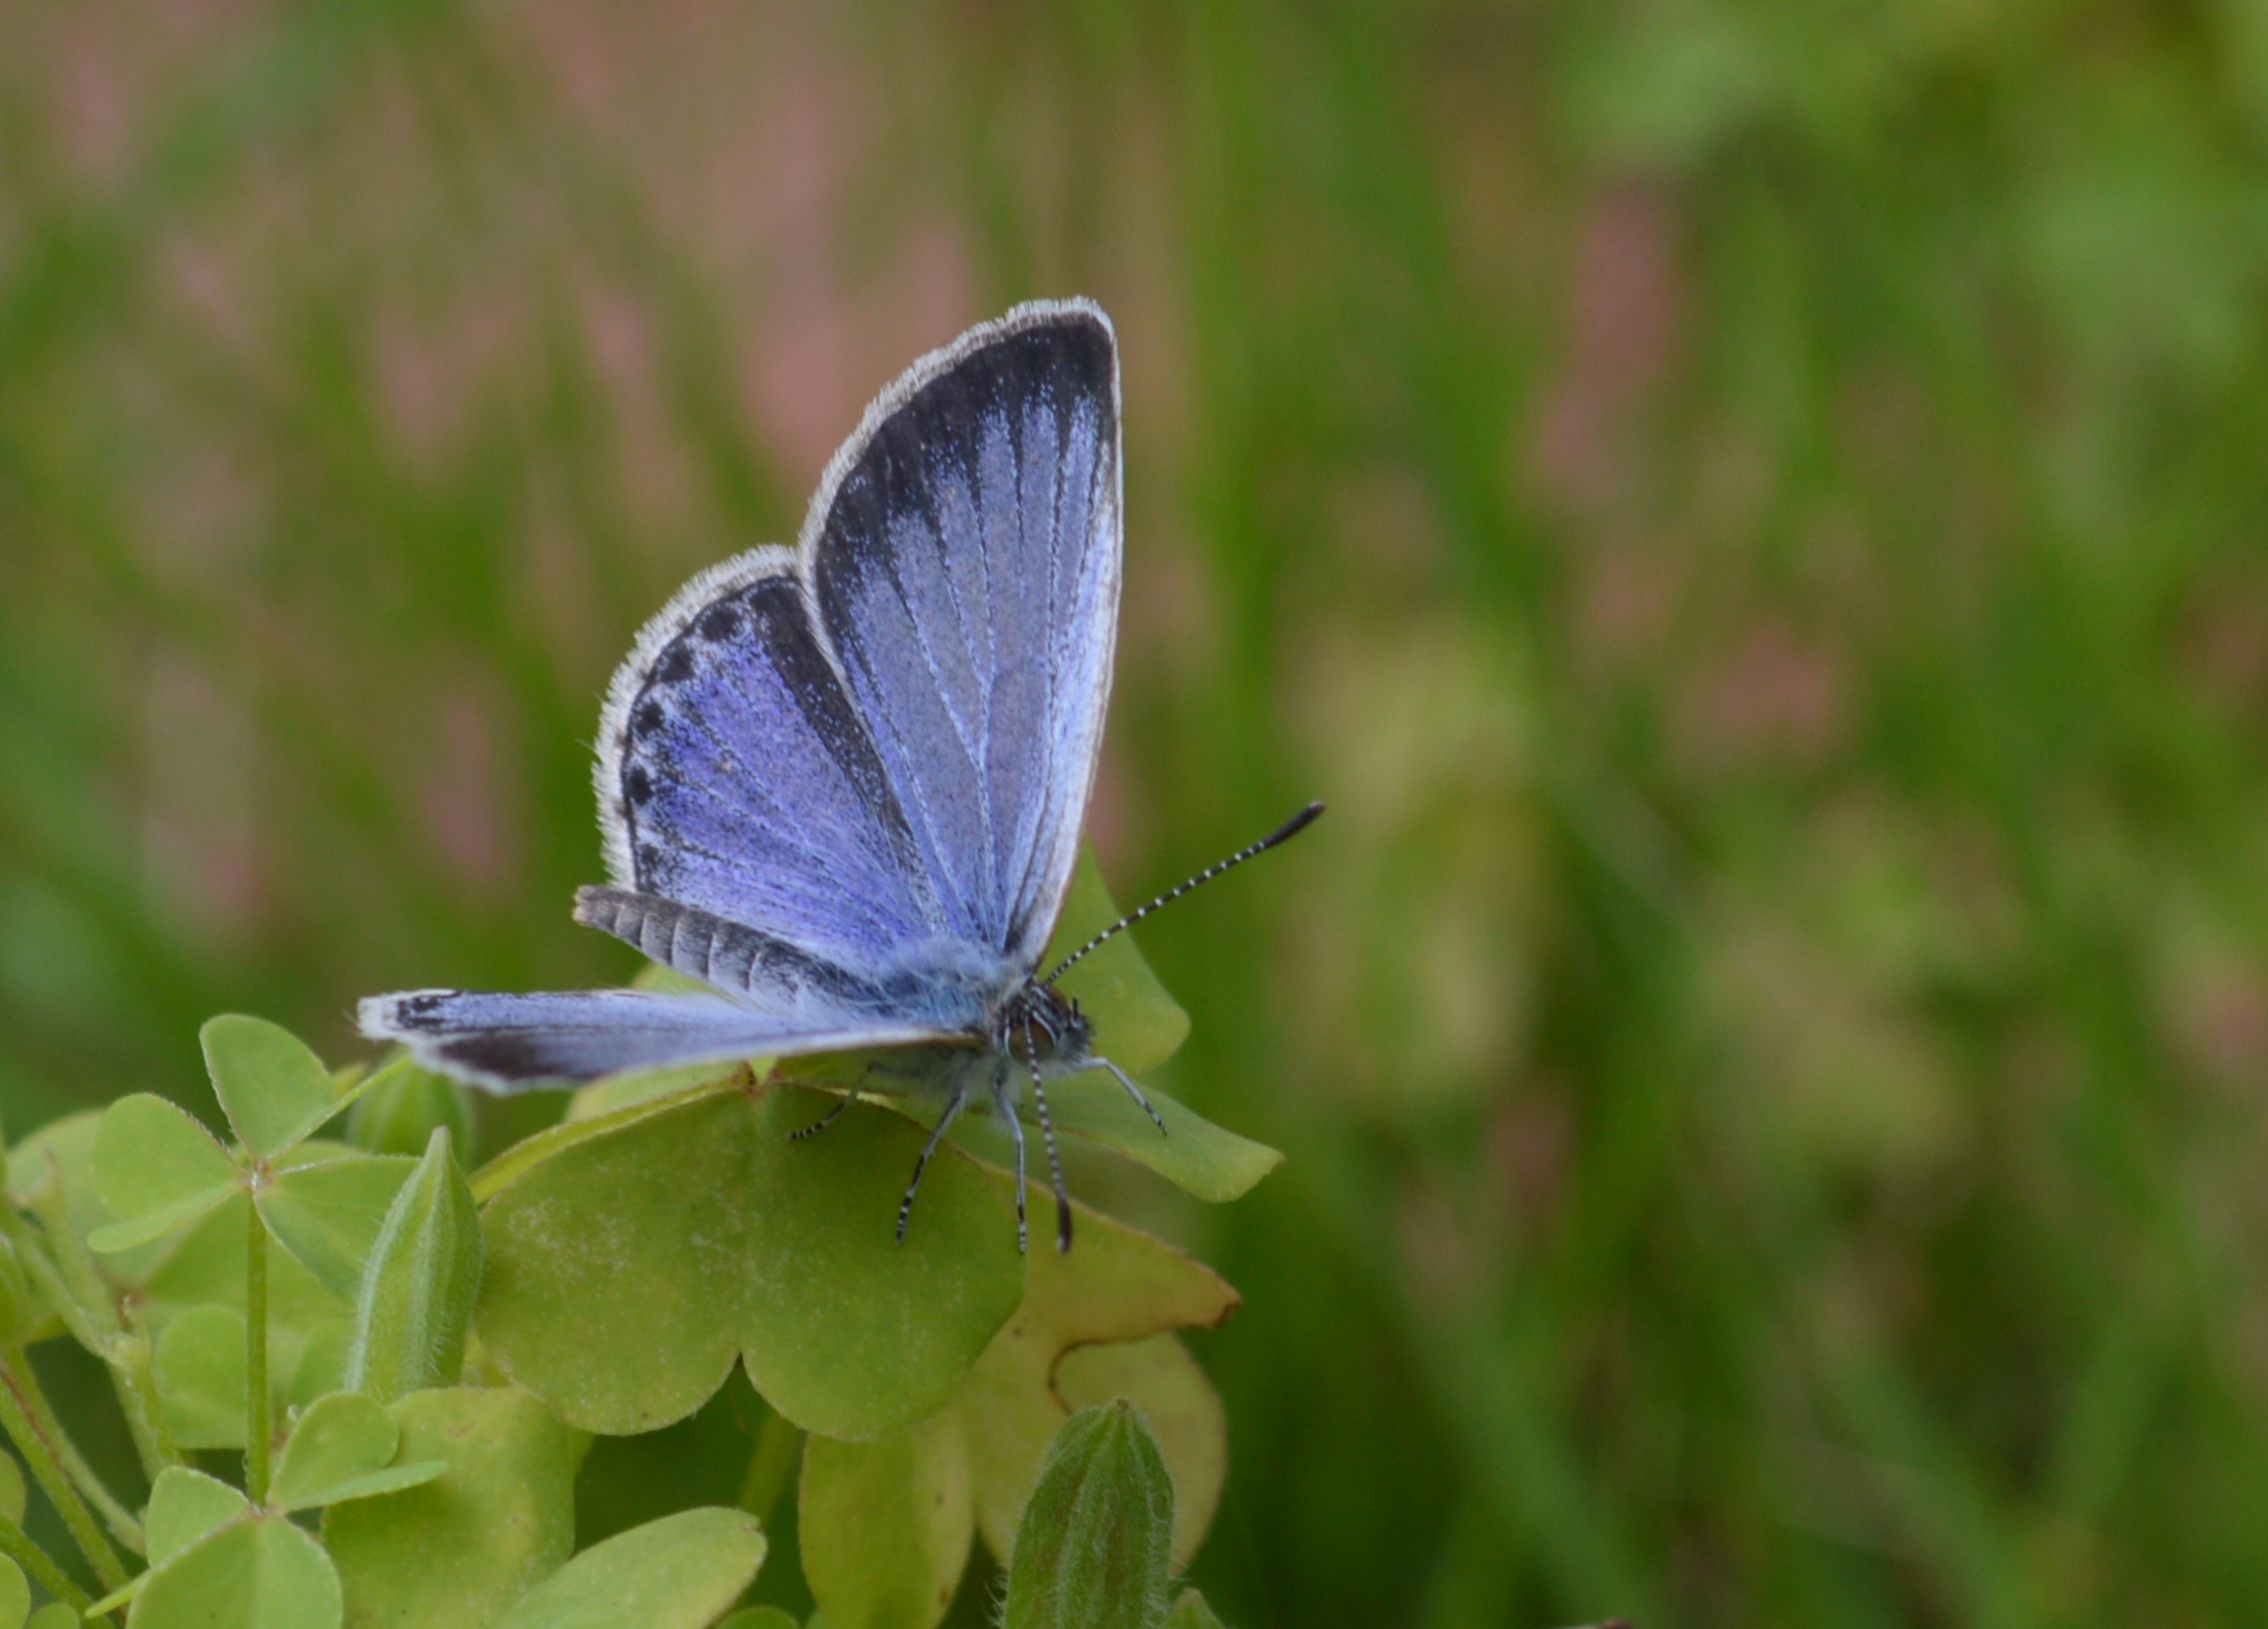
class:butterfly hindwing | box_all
[358,988,949,1092]
[596,551,943,967]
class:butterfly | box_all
[360,299,1318,1252]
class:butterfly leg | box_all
[989,1060,1029,1253]
[894,1079,971,1244]
[1025,1023,1073,1253]
[787,1057,918,1142]
[787,1091,857,1141]
[1095,1057,1169,1137]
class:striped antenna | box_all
[1041,802,1324,986]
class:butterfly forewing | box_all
[809,304,1120,966]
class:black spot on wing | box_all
[393,991,457,1026]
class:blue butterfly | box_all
[361,300,1318,1251]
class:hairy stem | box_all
[9,1160,176,1500]
[13,1354,144,1557]
[0,1504,100,1618]
[244,1199,271,1507]
[114,1301,180,1480]
[0,1350,128,1591]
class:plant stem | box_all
[0,1351,128,1591]
[11,1156,177,1495]
[115,1301,180,1478]
[734,1402,802,1528]
[0,1504,99,1617]
[244,1198,271,1507]
[11,1352,143,1557]
[27,1175,178,1488]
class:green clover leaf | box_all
[104,1406,447,1629]
[477,1078,1024,1439]
[798,1409,970,1629]
[87,1046,416,1304]
[127,1508,342,1629]
[204,1016,350,1163]
[147,1468,253,1563]
[86,1097,240,1254]
[250,1152,420,1303]
[324,1387,579,1629]
[487,1507,766,1629]
[268,1392,446,1511]
[919,1077,1280,1205]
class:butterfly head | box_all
[995,979,1092,1069]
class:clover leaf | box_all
[953,1185,1235,1568]
[267,1392,446,1511]
[795,1187,1236,1629]
[85,1097,240,1254]
[798,1409,969,1629]
[919,1078,1280,1205]
[487,1507,765,1629]
[477,1077,1024,1439]
[97,1401,445,1629]
[96,1469,335,1629]
[324,1387,579,1629]
[127,1507,341,1629]
[204,1016,347,1163]
[86,1015,416,1300]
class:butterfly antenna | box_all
[1041,801,1324,986]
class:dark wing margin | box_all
[805,299,1121,965]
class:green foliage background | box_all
[5,1,2268,1623]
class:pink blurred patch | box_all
[1573,537,1680,672]
[1528,186,1681,508]
[418,680,518,898]
[1683,619,1849,772]
[2173,963,2268,1087]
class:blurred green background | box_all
[6,1,2268,1623]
